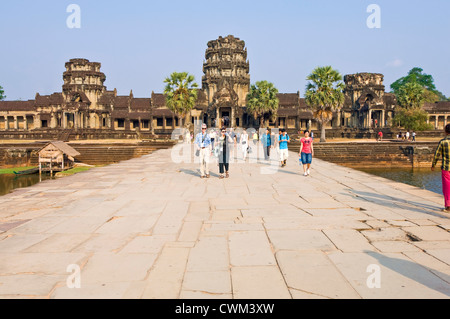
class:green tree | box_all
[246,80,279,127]
[394,82,432,131]
[163,72,198,128]
[393,108,433,131]
[391,67,447,101]
[396,82,425,109]
[0,85,5,100]
[305,66,345,143]
[423,89,440,104]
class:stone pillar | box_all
[14,116,18,130]
[231,107,236,128]
[216,108,220,128]
[381,110,385,128]
[163,115,166,130]
[34,115,40,129]
[435,117,438,129]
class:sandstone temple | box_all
[0,35,449,138]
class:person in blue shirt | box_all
[261,128,272,161]
[195,123,212,178]
[278,129,290,167]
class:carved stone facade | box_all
[341,73,397,129]
[1,36,449,136]
[202,35,250,128]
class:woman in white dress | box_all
[240,129,249,160]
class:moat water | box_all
[0,173,53,196]
[359,167,442,195]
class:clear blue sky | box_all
[1,0,449,100]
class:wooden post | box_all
[39,154,42,182]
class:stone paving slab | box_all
[0,147,449,299]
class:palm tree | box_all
[0,85,5,101]
[305,66,345,143]
[396,82,425,109]
[163,72,198,128]
[246,80,279,127]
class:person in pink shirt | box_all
[299,130,314,176]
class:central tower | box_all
[202,35,250,127]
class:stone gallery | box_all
[0,35,448,136]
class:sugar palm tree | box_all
[305,66,345,142]
[0,85,5,100]
[163,72,198,128]
[396,82,425,109]
[246,80,279,127]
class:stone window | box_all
[166,117,173,127]
[287,117,296,129]
[132,120,139,129]
[142,120,149,129]
[156,118,163,127]
[41,120,48,128]
[117,118,125,128]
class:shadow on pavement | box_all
[365,250,450,297]
[347,189,448,219]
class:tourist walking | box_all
[412,131,416,142]
[217,127,234,179]
[210,129,216,149]
[195,123,211,179]
[299,130,314,176]
[252,131,258,146]
[406,131,410,141]
[431,124,450,212]
[240,129,249,160]
[261,128,272,161]
[377,130,383,142]
[278,129,290,167]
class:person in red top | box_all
[377,130,383,142]
[299,130,314,176]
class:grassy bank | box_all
[54,166,93,177]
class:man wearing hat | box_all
[195,123,212,178]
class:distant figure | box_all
[195,123,211,179]
[261,128,272,161]
[431,124,450,212]
[406,131,410,141]
[412,131,416,142]
[210,129,216,149]
[377,130,383,142]
[299,130,314,176]
[217,127,234,179]
[278,129,290,167]
[310,131,314,141]
[240,129,249,160]
[252,131,258,146]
